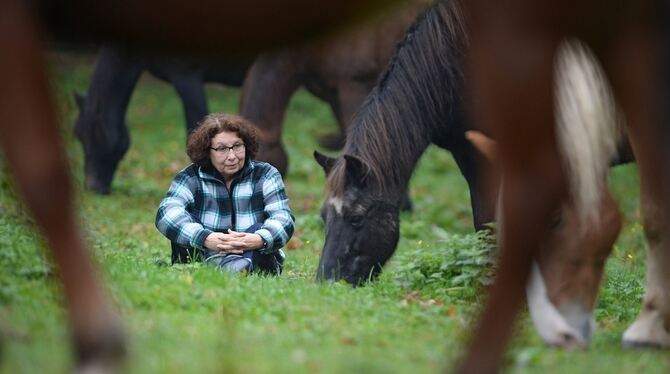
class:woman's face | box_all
[209,131,246,180]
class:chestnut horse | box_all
[467,40,624,348]
[0,0,404,371]
[459,0,670,372]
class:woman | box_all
[156,113,294,274]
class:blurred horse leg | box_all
[601,16,670,347]
[171,72,209,134]
[458,2,566,371]
[0,0,124,370]
[239,52,302,175]
[319,80,371,150]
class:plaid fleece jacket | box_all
[155,160,294,254]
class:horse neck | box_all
[345,105,433,199]
[343,0,466,199]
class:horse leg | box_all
[445,134,497,231]
[0,0,125,370]
[458,3,564,371]
[601,19,670,348]
[319,80,372,150]
[170,72,208,134]
[239,52,302,175]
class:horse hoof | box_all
[622,339,664,349]
[74,318,126,374]
[622,309,670,349]
[85,177,112,195]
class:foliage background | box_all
[0,51,667,373]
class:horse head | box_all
[527,193,620,348]
[468,129,621,348]
[73,92,130,194]
[314,151,401,285]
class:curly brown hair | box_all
[186,113,259,168]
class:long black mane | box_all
[328,0,467,200]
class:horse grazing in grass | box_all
[312,0,634,287]
[467,40,624,348]
[2,0,404,371]
[314,0,497,285]
[75,1,426,195]
[458,0,670,371]
[74,45,252,194]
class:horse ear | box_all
[343,154,370,186]
[465,130,498,165]
[313,150,337,175]
[74,92,86,110]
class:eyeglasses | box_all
[210,143,245,154]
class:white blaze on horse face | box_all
[327,196,344,215]
[527,262,594,348]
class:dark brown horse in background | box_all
[459,0,670,372]
[241,0,429,175]
[73,1,426,195]
[0,0,406,371]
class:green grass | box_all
[0,52,668,373]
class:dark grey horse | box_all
[314,0,496,285]
[73,45,252,194]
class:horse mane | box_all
[554,40,620,227]
[327,0,467,199]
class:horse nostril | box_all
[561,332,575,344]
[557,331,587,349]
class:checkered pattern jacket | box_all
[155,160,294,254]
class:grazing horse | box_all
[467,40,624,348]
[459,0,670,372]
[2,0,403,371]
[313,0,497,285]
[73,45,252,194]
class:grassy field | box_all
[0,51,668,373]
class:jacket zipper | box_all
[227,179,238,231]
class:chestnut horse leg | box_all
[0,0,124,370]
[239,51,302,175]
[457,2,566,372]
[602,19,670,348]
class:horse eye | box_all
[350,216,364,228]
[550,210,563,229]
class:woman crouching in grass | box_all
[156,113,294,274]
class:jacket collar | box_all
[197,160,254,184]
